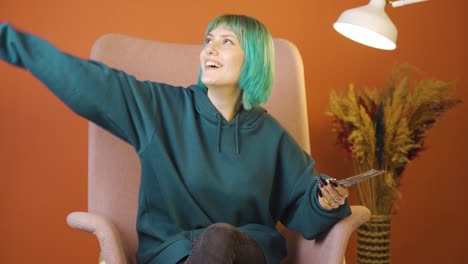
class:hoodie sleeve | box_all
[272,131,351,240]
[0,23,162,153]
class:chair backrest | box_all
[88,34,310,263]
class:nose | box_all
[205,42,218,55]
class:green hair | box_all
[197,14,275,110]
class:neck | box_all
[207,86,242,122]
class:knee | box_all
[188,223,240,263]
[201,223,238,242]
[193,223,239,255]
[195,223,242,249]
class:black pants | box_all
[178,223,265,264]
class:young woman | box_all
[0,14,350,264]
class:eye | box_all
[204,37,212,45]
[223,39,234,45]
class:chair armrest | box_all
[296,205,371,264]
[67,212,127,264]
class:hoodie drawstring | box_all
[215,112,240,154]
[216,113,222,152]
[234,114,240,155]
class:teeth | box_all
[205,61,221,68]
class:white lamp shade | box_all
[333,0,398,50]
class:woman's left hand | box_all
[317,177,349,210]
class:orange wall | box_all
[1,0,467,263]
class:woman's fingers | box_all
[329,180,349,203]
[317,177,350,209]
[322,185,346,205]
[317,188,337,210]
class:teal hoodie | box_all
[0,23,351,264]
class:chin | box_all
[201,77,216,87]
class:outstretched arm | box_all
[0,23,160,152]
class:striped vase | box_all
[357,214,391,264]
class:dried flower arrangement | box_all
[327,65,462,214]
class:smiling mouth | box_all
[205,60,222,69]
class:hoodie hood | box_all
[188,85,267,154]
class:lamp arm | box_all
[388,0,429,8]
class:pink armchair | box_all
[66,34,370,264]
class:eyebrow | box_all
[206,33,239,40]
